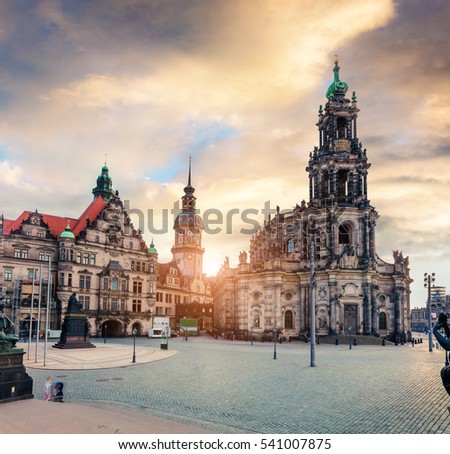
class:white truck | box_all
[148,317,171,338]
[46,329,62,339]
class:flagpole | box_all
[44,256,51,366]
[35,264,43,362]
[27,267,36,360]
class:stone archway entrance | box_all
[131,322,142,336]
[102,319,123,337]
[20,317,38,339]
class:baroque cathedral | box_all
[214,60,412,341]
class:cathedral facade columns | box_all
[328,280,338,335]
[298,282,308,332]
[362,282,371,334]
[371,284,379,335]
[394,286,405,340]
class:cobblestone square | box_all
[26,336,450,434]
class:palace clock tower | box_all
[172,159,205,287]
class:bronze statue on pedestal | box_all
[0,298,19,350]
[433,313,450,396]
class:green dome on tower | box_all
[326,57,348,100]
[60,221,75,239]
[92,162,115,202]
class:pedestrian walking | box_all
[44,376,52,401]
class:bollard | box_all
[335,338,339,346]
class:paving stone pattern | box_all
[28,336,450,434]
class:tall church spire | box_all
[188,155,192,187]
[182,156,196,213]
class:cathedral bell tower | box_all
[306,58,378,267]
[171,158,205,283]
[307,57,370,209]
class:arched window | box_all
[379,312,387,330]
[339,224,351,244]
[285,310,294,330]
[287,239,294,254]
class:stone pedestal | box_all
[0,349,33,403]
[53,293,95,349]
[53,313,96,349]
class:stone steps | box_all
[317,335,394,346]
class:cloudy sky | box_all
[1,0,449,307]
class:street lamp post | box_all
[132,328,137,363]
[273,327,277,360]
[165,326,169,350]
[309,238,316,367]
[424,272,435,352]
[349,326,352,350]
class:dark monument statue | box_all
[0,294,34,403]
[53,293,96,349]
[433,313,450,396]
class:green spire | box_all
[326,57,348,100]
[92,162,114,202]
[60,220,75,239]
[148,239,157,254]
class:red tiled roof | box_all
[3,211,77,237]
[157,261,184,284]
[3,197,107,238]
[72,197,107,236]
